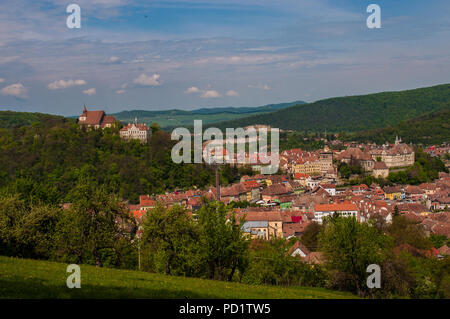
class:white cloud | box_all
[48,79,87,90]
[248,84,270,91]
[184,86,200,94]
[1,83,27,98]
[83,88,96,96]
[133,73,161,86]
[0,78,4,84]
[108,56,121,63]
[116,89,126,94]
[226,90,239,97]
[200,90,221,98]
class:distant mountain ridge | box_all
[110,100,306,128]
[111,100,305,117]
[211,84,450,133]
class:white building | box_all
[314,203,359,224]
[120,120,151,143]
[319,184,336,196]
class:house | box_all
[319,184,336,196]
[289,241,310,257]
[314,202,359,224]
[120,121,151,143]
[283,221,310,238]
[77,105,116,129]
[437,245,450,259]
[238,210,284,239]
[372,161,389,178]
[405,185,425,201]
[220,183,248,203]
[293,173,309,186]
[384,186,403,200]
[260,183,292,201]
[241,180,262,201]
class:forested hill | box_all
[211,84,450,132]
[348,108,450,145]
[0,111,73,128]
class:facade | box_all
[384,186,403,200]
[77,105,116,129]
[120,121,151,143]
[319,148,333,174]
[314,203,359,224]
[372,161,389,178]
[369,136,414,168]
[337,137,414,171]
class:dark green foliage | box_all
[319,217,389,296]
[141,204,199,276]
[0,111,73,129]
[0,121,231,205]
[279,131,326,151]
[350,109,450,145]
[213,84,450,133]
[429,234,449,249]
[196,200,250,281]
[0,195,59,259]
[387,216,432,250]
[299,222,323,252]
[141,200,250,281]
[242,239,327,287]
[54,181,135,268]
[338,162,362,179]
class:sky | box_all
[0,0,449,116]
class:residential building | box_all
[314,202,359,224]
[120,120,151,143]
[77,105,116,129]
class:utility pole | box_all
[137,226,142,271]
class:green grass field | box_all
[0,256,356,299]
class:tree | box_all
[55,180,134,267]
[319,216,388,296]
[196,200,249,281]
[300,222,323,252]
[142,203,198,276]
[387,215,432,250]
[0,194,60,259]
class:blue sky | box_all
[0,0,449,115]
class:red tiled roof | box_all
[315,203,358,212]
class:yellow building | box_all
[384,186,402,200]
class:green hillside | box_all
[0,111,72,128]
[349,109,450,145]
[110,101,305,129]
[0,256,355,299]
[212,84,450,132]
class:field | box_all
[0,256,356,299]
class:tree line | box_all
[0,188,448,298]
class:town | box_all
[77,106,450,261]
